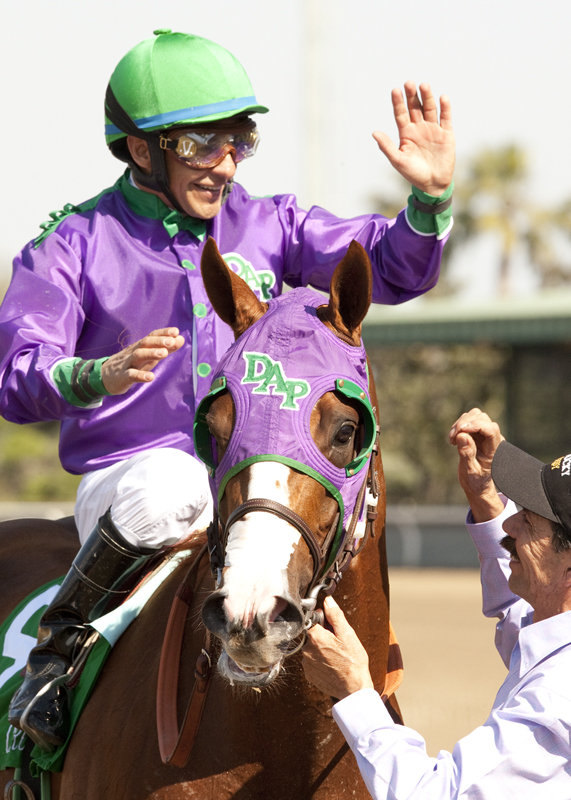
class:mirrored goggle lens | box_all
[160,127,259,168]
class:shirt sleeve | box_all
[333,689,448,798]
[333,683,571,799]
[0,233,91,422]
[273,193,451,306]
[466,498,534,666]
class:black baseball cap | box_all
[492,440,571,533]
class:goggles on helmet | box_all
[159,122,259,169]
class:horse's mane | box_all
[167,528,209,557]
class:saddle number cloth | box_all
[0,550,189,775]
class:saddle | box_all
[0,540,208,780]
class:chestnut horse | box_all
[0,239,400,799]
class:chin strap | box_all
[105,85,188,215]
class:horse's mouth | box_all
[218,651,282,687]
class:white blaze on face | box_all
[223,462,300,627]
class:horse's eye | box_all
[205,409,218,436]
[335,422,357,446]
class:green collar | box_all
[119,171,207,240]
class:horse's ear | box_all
[200,237,267,338]
[318,240,373,345]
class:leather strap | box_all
[224,498,325,581]
[156,544,214,767]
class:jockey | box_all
[0,29,455,752]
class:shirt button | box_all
[181,259,196,270]
[197,363,211,378]
[193,303,207,318]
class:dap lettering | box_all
[223,253,276,301]
[242,353,310,410]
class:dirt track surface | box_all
[388,568,508,756]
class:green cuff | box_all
[52,357,111,408]
[407,182,454,238]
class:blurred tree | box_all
[0,417,80,501]
[452,144,571,295]
[373,144,571,296]
[367,342,508,506]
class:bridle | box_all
[205,418,382,630]
[193,286,381,639]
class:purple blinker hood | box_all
[193,287,377,535]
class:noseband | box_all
[206,426,381,629]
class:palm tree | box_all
[372,144,571,296]
[453,145,571,295]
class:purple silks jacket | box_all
[0,172,447,475]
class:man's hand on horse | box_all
[449,408,506,523]
[101,327,185,395]
[373,80,455,196]
[302,596,374,701]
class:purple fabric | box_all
[0,173,447,475]
[204,288,371,530]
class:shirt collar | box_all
[517,609,571,674]
[119,170,207,241]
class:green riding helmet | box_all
[104,29,268,211]
[105,29,268,144]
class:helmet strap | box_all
[105,85,188,215]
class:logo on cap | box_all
[550,454,571,476]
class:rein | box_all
[156,543,215,767]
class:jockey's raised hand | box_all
[373,81,455,196]
[101,327,185,395]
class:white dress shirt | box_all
[333,500,571,799]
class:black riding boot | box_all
[8,510,156,752]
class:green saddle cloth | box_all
[0,549,190,775]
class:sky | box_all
[2,0,571,296]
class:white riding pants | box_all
[74,448,213,550]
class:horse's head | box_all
[195,238,379,687]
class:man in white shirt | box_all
[303,407,571,799]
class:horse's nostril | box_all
[269,596,303,627]
[269,597,303,636]
[203,592,305,640]
[269,597,288,623]
[201,592,227,636]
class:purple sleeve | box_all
[273,196,447,305]
[0,235,86,422]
